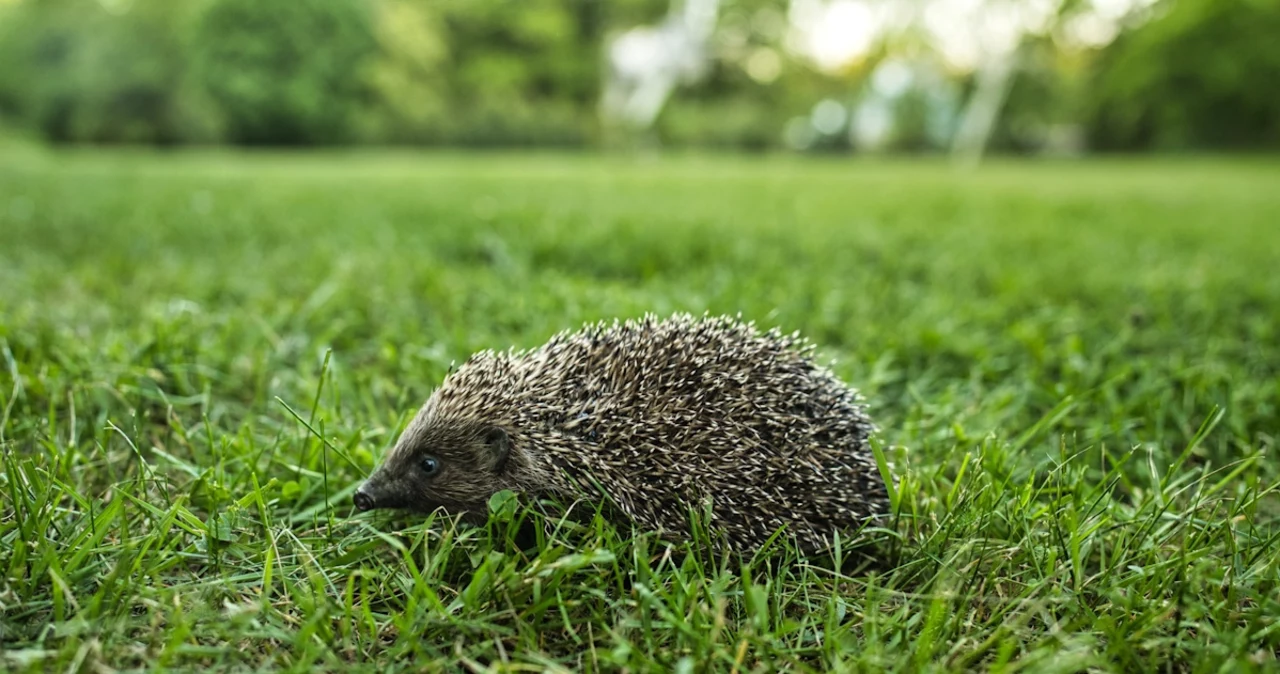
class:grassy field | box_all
[1,149,1278,672]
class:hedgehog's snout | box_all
[353,469,417,513]
[353,473,389,511]
[353,487,376,511]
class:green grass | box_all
[1,149,1278,672]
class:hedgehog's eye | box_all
[420,456,440,477]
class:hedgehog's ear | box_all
[482,425,510,474]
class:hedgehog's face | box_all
[352,416,513,521]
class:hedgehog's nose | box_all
[353,488,375,512]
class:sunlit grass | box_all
[1,150,1278,671]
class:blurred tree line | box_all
[0,0,1275,152]
[1086,0,1280,150]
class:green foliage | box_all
[0,0,215,144]
[1,151,1278,670]
[2,0,1280,150]
[430,0,606,146]
[992,36,1089,153]
[189,0,378,145]
[443,1,593,106]
[358,0,450,143]
[655,97,783,150]
[1086,0,1280,150]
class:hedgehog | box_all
[353,313,892,555]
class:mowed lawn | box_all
[1,149,1278,672]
